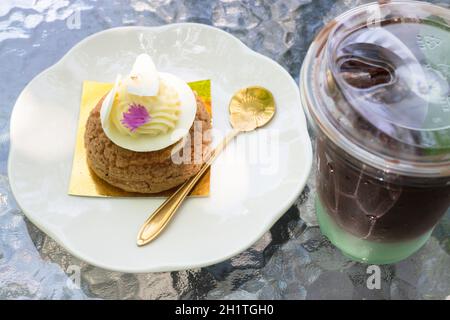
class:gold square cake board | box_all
[68,79,212,198]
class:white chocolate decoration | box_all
[100,74,122,131]
[126,54,159,96]
[100,54,197,152]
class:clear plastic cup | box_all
[300,1,450,264]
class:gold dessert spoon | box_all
[136,86,276,246]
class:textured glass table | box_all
[0,0,449,300]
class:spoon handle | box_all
[136,129,240,246]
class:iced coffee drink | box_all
[300,1,450,263]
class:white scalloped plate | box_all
[9,24,312,273]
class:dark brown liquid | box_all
[339,57,393,89]
[317,137,450,242]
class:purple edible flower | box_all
[121,103,151,132]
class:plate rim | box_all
[8,23,313,273]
